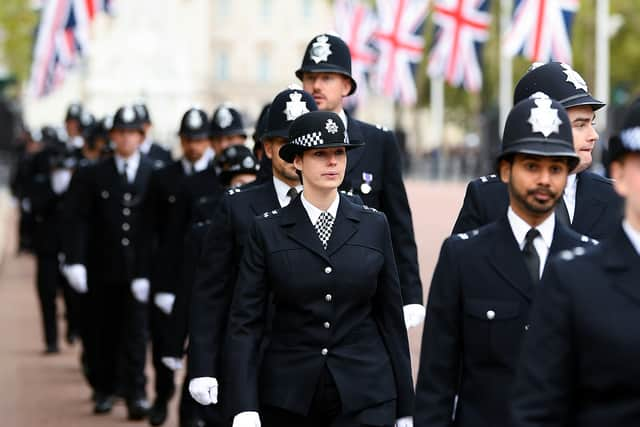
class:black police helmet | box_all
[253,103,271,145]
[280,110,363,163]
[499,92,579,171]
[610,97,640,162]
[514,62,605,111]
[210,105,246,138]
[296,34,357,96]
[217,145,260,185]
[65,103,83,122]
[262,86,318,141]
[133,102,151,124]
[179,108,210,140]
[112,105,145,132]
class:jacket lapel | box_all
[606,227,640,306]
[486,217,535,301]
[572,172,607,232]
[279,196,331,264]
[345,115,366,176]
[326,195,361,256]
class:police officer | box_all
[216,144,260,188]
[224,110,412,427]
[63,105,154,419]
[453,62,623,240]
[415,93,599,427]
[134,102,173,169]
[79,115,112,165]
[297,33,424,327]
[210,104,247,157]
[65,102,85,149]
[510,98,640,427]
[186,87,317,411]
[146,107,212,426]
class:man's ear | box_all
[263,140,274,160]
[499,159,511,184]
[341,76,352,97]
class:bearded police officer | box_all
[511,98,640,427]
[297,33,424,328]
[453,62,623,240]
[145,107,213,426]
[133,102,173,169]
[63,105,154,420]
[415,93,597,427]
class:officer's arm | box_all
[414,238,462,427]
[373,213,414,419]
[451,180,484,234]
[62,165,92,265]
[510,259,574,427]
[381,130,423,305]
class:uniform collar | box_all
[181,154,210,175]
[337,109,348,130]
[114,151,141,173]
[564,173,578,197]
[273,176,303,208]
[622,220,640,256]
[301,191,340,225]
[140,138,152,154]
[507,206,555,250]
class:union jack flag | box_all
[28,0,113,97]
[333,0,378,108]
[427,0,491,92]
[372,0,428,105]
[503,0,579,64]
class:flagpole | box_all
[595,0,609,132]
[498,0,513,139]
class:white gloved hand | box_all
[232,411,261,427]
[62,264,88,294]
[396,416,413,427]
[154,292,176,315]
[51,169,72,195]
[189,377,218,405]
[161,356,183,371]
[403,304,426,329]
[131,278,150,303]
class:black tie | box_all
[555,197,571,226]
[121,162,129,185]
[523,228,541,285]
[287,187,299,202]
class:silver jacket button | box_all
[486,310,495,320]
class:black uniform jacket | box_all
[511,226,640,427]
[144,141,173,169]
[341,114,423,305]
[225,194,414,422]
[452,171,623,240]
[64,156,154,285]
[415,216,596,427]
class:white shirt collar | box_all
[140,138,152,154]
[507,206,555,251]
[622,220,640,256]
[181,154,210,175]
[273,176,303,208]
[301,191,340,225]
[563,173,578,222]
[337,109,348,130]
[114,151,141,182]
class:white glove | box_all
[161,356,183,371]
[189,377,218,405]
[403,304,426,329]
[154,292,176,315]
[396,416,413,427]
[62,264,88,294]
[131,278,150,303]
[51,169,72,195]
[232,411,261,427]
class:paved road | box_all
[0,180,467,426]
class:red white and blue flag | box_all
[427,0,491,92]
[333,0,378,107]
[28,0,113,97]
[371,0,428,105]
[503,0,579,64]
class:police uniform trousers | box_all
[89,280,148,399]
[34,253,63,348]
[261,367,394,427]
[150,301,175,401]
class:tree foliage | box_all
[0,0,37,86]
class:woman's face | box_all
[294,147,347,192]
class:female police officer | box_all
[223,111,414,427]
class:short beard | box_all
[509,181,559,215]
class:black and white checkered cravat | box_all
[315,211,335,250]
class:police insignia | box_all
[310,35,332,64]
[284,92,309,121]
[216,107,233,128]
[325,119,339,134]
[122,107,136,123]
[561,63,588,92]
[242,156,255,168]
[528,93,562,138]
[187,110,203,129]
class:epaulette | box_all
[260,209,280,219]
[194,219,211,228]
[340,189,354,197]
[453,228,481,241]
[476,174,499,184]
[375,124,390,132]
[559,246,588,262]
[227,187,242,196]
[362,205,380,213]
[580,235,599,245]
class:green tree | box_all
[0,0,37,88]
